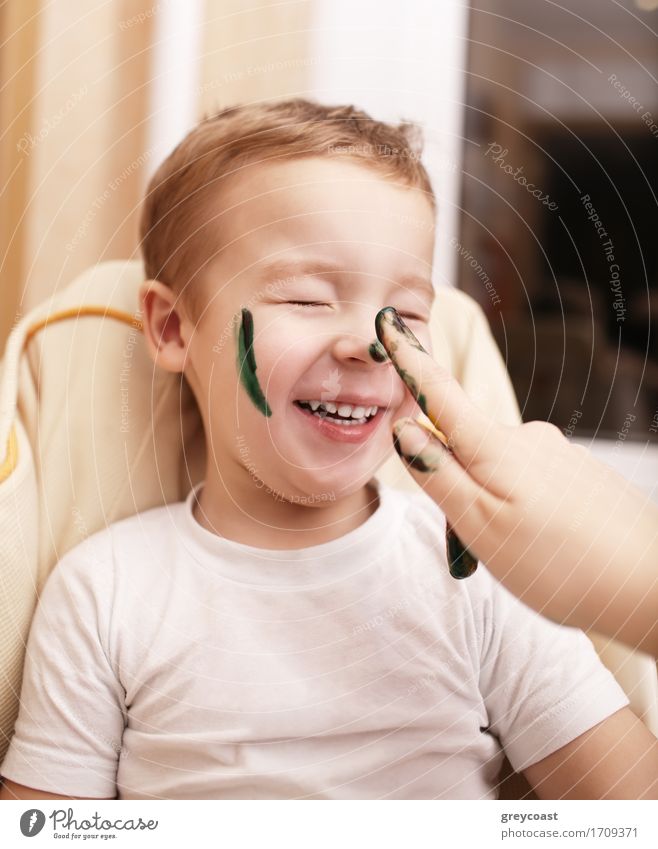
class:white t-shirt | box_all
[1,479,628,799]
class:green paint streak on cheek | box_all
[235,307,272,417]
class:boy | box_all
[1,99,656,800]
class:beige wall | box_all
[1,0,313,348]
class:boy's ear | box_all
[139,279,191,373]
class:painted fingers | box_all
[375,306,497,460]
[377,307,479,579]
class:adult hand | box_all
[375,306,658,657]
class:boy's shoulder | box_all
[84,496,185,549]
[47,497,187,587]
[106,497,187,540]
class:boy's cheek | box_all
[392,391,420,422]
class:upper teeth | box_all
[301,400,379,418]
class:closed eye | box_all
[286,302,426,321]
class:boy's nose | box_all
[329,305,391,365]
[331,333,373,364]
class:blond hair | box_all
[139,98,436,308]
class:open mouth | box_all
[293,399,380,426]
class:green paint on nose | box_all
[236,307,272,417]
[368,340,388,362]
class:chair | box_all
[1,259,655,799]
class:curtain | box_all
[0,0,313,348]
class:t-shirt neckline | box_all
[178,477,404,586]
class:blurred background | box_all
[2,0,657,488]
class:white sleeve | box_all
[475,567,630,773]
[0,534,126,797]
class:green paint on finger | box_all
[446,523,478,579]
[392,430,478,581]
[375,306,427,353]
[417,392,429,418]
[396,368,430,417]
[374,308,430,414]
[392,432,437,473]
[236,307,272,417]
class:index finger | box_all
[375,306,503,460]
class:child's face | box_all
[184,156,436,503]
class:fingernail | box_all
[375,307,427,354]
